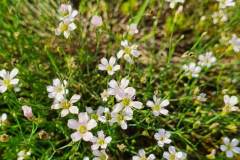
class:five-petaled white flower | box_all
[165,0,185,9]
[220,137,240,158]
[67,112,97,142]
[47,78,68,101]
[93,150,108,160]
[110,110,133,130]
[163,146,187,160]
[91,130,112,150]
[98,57,120,75]
[0,68,19,93]
[117,40,140,63]
[58,4,78,21]
[229,34,240,53]
[51,94,81,117]
[127,23,139,35]
[223,95,239,112]
[55,20,77,39]
[108,78,131,100]
[147,95,169,116]
[182,63,201,78]
[198,52,216,68]
[0,113,7,126]
[154,129,172,147]
[86,106,108,123]
[17,150,31,160]
[132,149,156,160]
[217,0,235,9]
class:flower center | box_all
[97,138,105,145]
[116,113,124,122]
[91,113,99,121]
[140,157,147,160]
[61,100,71,109]
[78,125,87,134]
[169,154,176,160]
[122,98,130,107]
[60,23,69,32]
[153,105,161,111]
[3,79,11,87]
[55,86,63,93]
[124,47,132,55]
[106,65,113,71]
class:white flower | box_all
[212,10,228,24]
[220,137,240,158]
[101,89,109,102]
[91,130,112,150]
[217,0,235,9]
[147,95,169,116]
[46,78,68,101]
[196,93,207,102]
[132,149,156,160]
[198,52,216,67]
[163,146,187,160]
[229,34,240,53]
[55,20,77,39]
[0,68,19,93]
[127,23,139,35]
[98,57,120,75]
[51,94,81,117]
[21,105,34,119]
[108,78,131,100]
[154,129,172,147]
[67,112,97,142]
[83,157,89,160]
[91,15,103,27]
[110,110,133,130]
[182,63,201,78]
[93,150,108,160]
[58,4,78,21]
[117,40,140,63]
[165,0,185,9]
[86,106,108,123]
[113,87,143,113]
[17,150,31,160]
[223,95,239,112]
[0,113,7,126]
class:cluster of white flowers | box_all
[55,4,78,38]
[165,0,185,9]
[0,68,19,93]
[212,0,235,24]
[182,51,216,78]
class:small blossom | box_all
[147,95,169,116]
[55,20,77,39]
[127,23,139,35]
[101,89,109,102]
[110,110,133,130]
[67,112,97,142]
[163,146,187,160]
[51,94,81,117]
[229,34,240,53]
[198,52,216,67]
[196,93,207,102]
[98,57,120,75]
[132,149,156,160]
[58,4,78,21]
[165,0,185,9]
[21,105,34,119]
[217,0,235,9]
[212,10,228,24]
[182,62,201,78]
[93,150,108,160]
[47,78,68,101]
[17,150,31,160]
[0,113,7,126]
[91,15,103,27]
[220,137,240,158]
[117,40,140,63]
[223,95,239,112]
[108,78,131,100]
[86,106,108,123]
[154,129,172,147]
[91,130,112,150]
[0,68,19,93]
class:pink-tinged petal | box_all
[138,149,145,157]
[113,103,123,113]
[91,144,99,150]
[97,130,104,137]
[61,109,69,117]
[100,57,108,66]
[0,85,7,93]
[10,79,19,85]
[78,112,89,123]
[10,68,18,79]
[220,145,227,151]
[71,10,78,18]
[153,111,160,116]
[146,101,154,107]
[51,103,60,109]
[161,99,169,107]
[46,86,54,92]
[105,136,112,143]
[120,121,127,130]
[117,50,124,59]
[68,119,80,129]
[71,131,81,142]
[121,40,128,47]
[224,95,230,104]
[98,64,106,70]
[0,69,7,78]
[131,49,140,57]
[169,146,176,153]
[69,106,79,114]
[82,132,93,141]
[233,147,240,154]
[70,94,81,103]
[86,107,94,114]
[163,152,170,159]
[53,78,61,86]
[131,101,143,109]
[223,137,230,144]
[124,87,136,98]
[148,154,156,160]
[226,151,233,158]
[120,78,129,89]
[108,80,118,89]
[109,57,116,65]
[231,139,239,146]
[160,109,169,115]
[87,119,97,130]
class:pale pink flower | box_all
[132,149,156,160]
[147,95,169,116]
[154,129,172,147]
[46,78,68,101]
[98,57,120,75]
[59,4,78,21]
[21,105,34,119]
[117,40,140,63]
[91,15,103,27]
[0,68,19,93]
[163,146,187,160]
